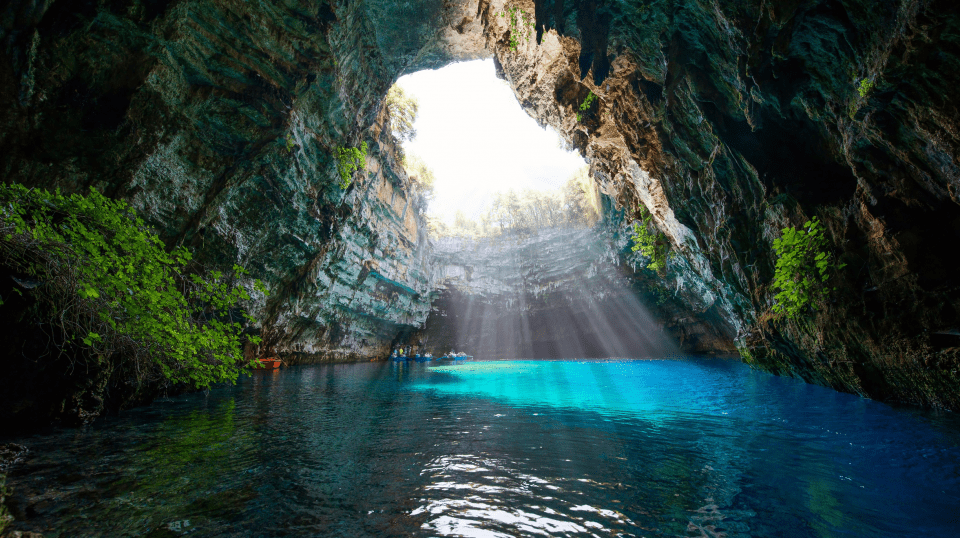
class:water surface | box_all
[4,357,960,537]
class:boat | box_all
[253,357,282,370]
[439,354,473,360]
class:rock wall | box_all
[479,0,960,408]
[2,0,959,410]
[414,225,681,359]
[0,0,485,362]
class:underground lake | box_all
[3,357,960,537]
[4,0,960,536]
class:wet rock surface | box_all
[417,225,736,358]
[484,0,960,408]
[1,0,959,409]
[0,0,482,364]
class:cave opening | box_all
[388,60,676,360]
[390,59,589,236]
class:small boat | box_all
[439,354,473,360]
[253,357,282,369]
[391,355,410,361]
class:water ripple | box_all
[413,454,634,537]
[2,358,959,538]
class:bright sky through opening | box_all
[396,59,586,225]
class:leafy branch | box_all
[630,204,671,274]
[499,6,535,51]
[335,141,368,189]
[771,216,845,318]
[577,91,597,122]
[0,184,268,389]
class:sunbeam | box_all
[416,227,679,359]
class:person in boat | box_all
[399,347,404,357]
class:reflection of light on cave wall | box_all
[424,228,679,359]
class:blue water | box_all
[4,357,960,537]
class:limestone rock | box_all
[1,0,959,412]
[485,0,960,407]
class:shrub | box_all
[0,184,266,389]
[577,91,597,122]
[857,78,874,98]
[771,216,845,318]
[499,6,535,51]
[630,204,670,273]
[336,142,368,189]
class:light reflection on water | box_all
[2,357,960,538]
[413,453,636,538]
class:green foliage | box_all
[284,133,296,152]
[385,85,419,143]
[651,284,671,306]
[771,216,845,318]
[857,78,874,98]
[402,152,436,200]
[0,184,268,388]
[630,204,671,273]
[335,142,368,189]
[499,6,535,51]
[430,166,600,239]
[576,91,597,122]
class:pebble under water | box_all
[3,357,960,537]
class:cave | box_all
[2,0,960,535]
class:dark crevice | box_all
[702,102,857,208]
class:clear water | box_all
[4,357,960,537]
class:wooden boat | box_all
[253,357,282,370]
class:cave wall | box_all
[0,0,487,362]
[2,0,960,410]
[416,221,737,358]
[413,226,689,359]
[482,0,960,408]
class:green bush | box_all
[857,78,874,98]
[631,204,670,273]
[0,184,266,388]
[336,142,368,189]
[577,91,597,122]
[771,216,845,318]
[499,6,534,51]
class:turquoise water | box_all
[3,357,960,537]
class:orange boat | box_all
[253,357,282,370]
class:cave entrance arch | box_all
[388,61,676,359]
